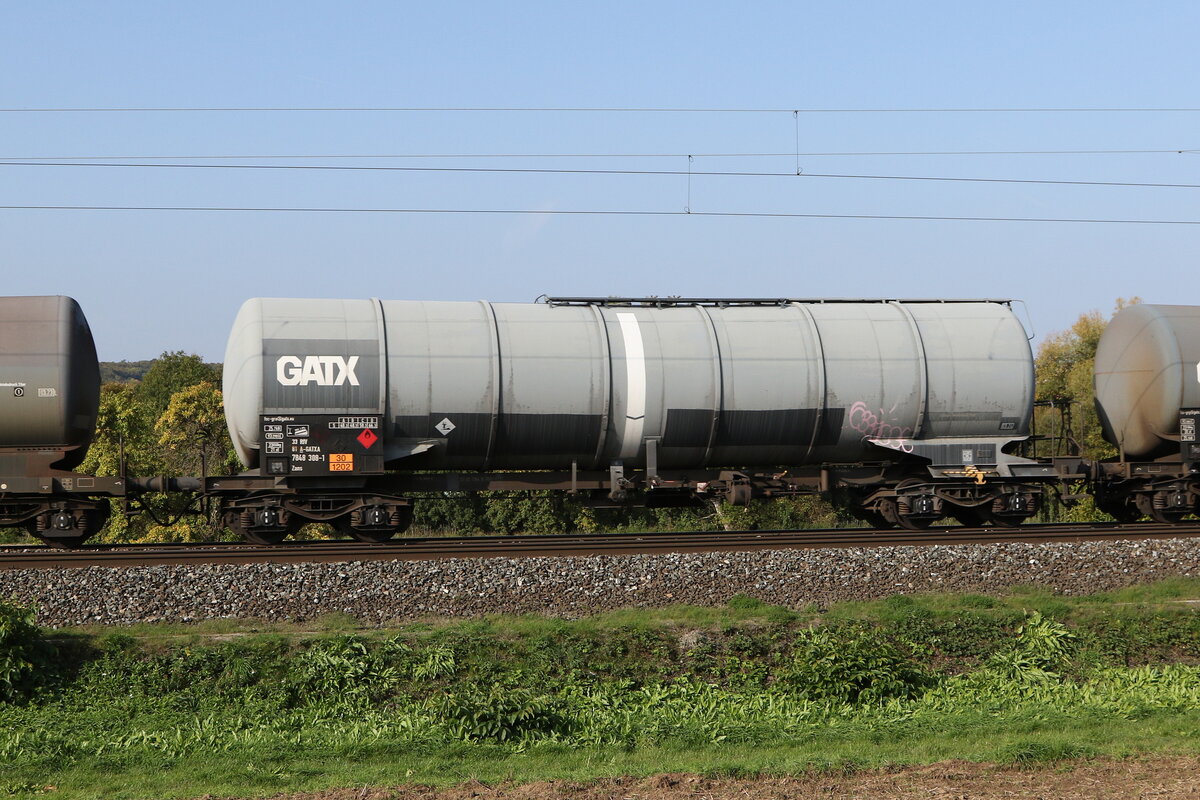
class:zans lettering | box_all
[276,356,360,386]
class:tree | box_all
[78,382,156,477]
[135,351,220,419]
[155,381,240,478]
[76,353,236,543]
[1033,299,1139,461]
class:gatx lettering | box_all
[275,356,361,386]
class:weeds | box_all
[779,624,933,703]
[0,602,54,702]
[986,611,1078,682]
[5,590,1200,797]
[435,688,570,743]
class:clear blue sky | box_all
[1,1,1197,360]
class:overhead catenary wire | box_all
[3,160,1198,189]
[5,106,1200,113]
[1,149,1195,159]
[2,205,1198,225]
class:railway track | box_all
[3,521,1200,570]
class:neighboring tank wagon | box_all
[212,297,1056,541]
[1093,303,1200,522]
[0,296,100,467]
[0,296,124,543]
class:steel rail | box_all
[2,522,1199,570]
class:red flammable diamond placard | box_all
[357,429,378,449]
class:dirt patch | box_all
[211,757,1200,800]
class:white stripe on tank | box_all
[616,312,646,460]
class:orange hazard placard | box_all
[329,453,354,471]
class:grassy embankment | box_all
[4,580,1200,799]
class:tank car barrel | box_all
[223,297,1035,474]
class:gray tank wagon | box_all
[1093,303,1200,522]
[0,296,125,543]
[212,296,1059,542]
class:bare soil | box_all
[219,757,1200,800]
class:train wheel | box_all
[879,497,934,530]
[28,504,110,548]
[896,511,934,530]
[1097,499,1141,523]
[979,503,1031,528]
[847,503,894,529]
[76,505,110,544]
[845,492,895,529]
[225,507,293,545]
[240,527,291,545]
[34,536,87,549]
[29,524,88,549]
[1135,493,1190,524]
[979,492,1039,528]
[890,480,941,530]
[860,510,896,530]
[336,504,414,543]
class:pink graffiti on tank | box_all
[848,400,914,453]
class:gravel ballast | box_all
[2,538,1198,627]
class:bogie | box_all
[334,504,414,543]
[223,505,299,545]
[25,503,110,548]
[1134,490,1195,524]
[218,494,415,545]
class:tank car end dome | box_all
[0,295,100,469]
[1094,304,1200,460]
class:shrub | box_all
[433,687,571,742]
[289,636,400,706]
[0,601,50,702]
[778,624,933,703]
[986,611,1077,681]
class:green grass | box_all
[8,708,1200,799]
[50,598,807,641]
[1080,577,1200,604]
[823,581,1200,623]
[6,581,1200,799]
